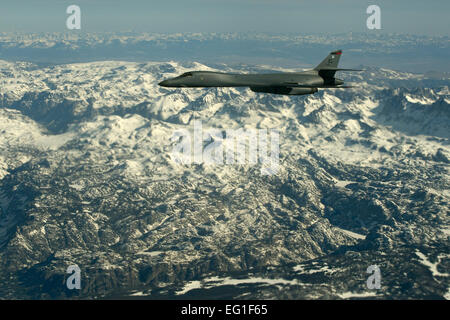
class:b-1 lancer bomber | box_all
[158,50,361,95]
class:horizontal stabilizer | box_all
[327,85,359,88]
[321,68,363,72]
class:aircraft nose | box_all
[158,80,170,87]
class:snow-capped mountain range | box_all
[0,59,448,299]
[1,32,449,73]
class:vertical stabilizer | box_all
[314,50,342,70]
[314,50,343,79]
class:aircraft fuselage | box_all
[159,70,327,88]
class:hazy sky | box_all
[0,0,448,36]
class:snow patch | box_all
[334,227,366,240]
[415,250,449,278]
[176,276,299,295]
[337,291,379,299]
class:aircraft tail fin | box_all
[314,50,343,71]
[314,50,361,79]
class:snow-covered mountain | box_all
[0,59,448,299]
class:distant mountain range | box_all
[0,32,449,73]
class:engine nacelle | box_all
[323,78,344,86]
[288,87,319,95]
[250,86,318,95]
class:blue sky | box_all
[0,0,448,35]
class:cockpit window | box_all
[179,72,193,78]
